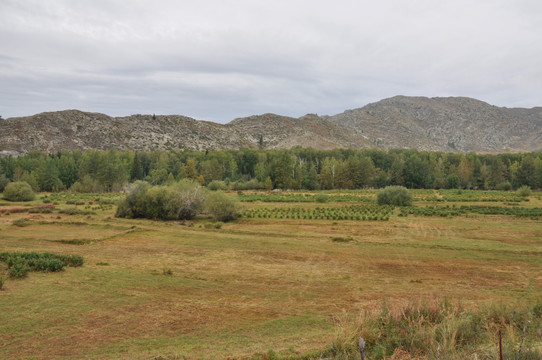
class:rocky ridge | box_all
[1,96,541,156]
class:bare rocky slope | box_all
[1,96,541,156]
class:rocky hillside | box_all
[326,96,542,153]
[1,96,541,156]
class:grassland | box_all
[0,190,541,359]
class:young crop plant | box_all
[242,204,392,221]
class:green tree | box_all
[270,152,294,189]
[301,162,319,190]
[319,157,337,190]
[36,158,64,192]
[57,153,79,188]
[445,174,461,189]
[130,152,145,181]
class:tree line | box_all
[0,147,541,192]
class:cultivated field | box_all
[0,190,541,359]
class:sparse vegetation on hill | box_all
[1,96,542,155]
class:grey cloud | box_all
[1,0,541,122]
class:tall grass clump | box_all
[377,186,412,206]
[116,180,206,220]
[3,181,35,202]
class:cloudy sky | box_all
[1,0,541,123]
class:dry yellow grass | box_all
[0,194,541,359]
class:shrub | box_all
[204,191,240,222]
[207,180,228,191]
[314,194,329,203]
[116,180,205,220]
[9,263,30,278]
[3,181,35,202]
[496,181,512,191]
[377,186,412,206]
[0,276,4,290]
[12,218,31,227]
[0,252,83,279]
[516,185,532,197]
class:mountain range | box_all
[1,96,541,156]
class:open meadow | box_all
[0,190,541,359]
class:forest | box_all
[1,147,541,193]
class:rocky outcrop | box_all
[1,96,541,156]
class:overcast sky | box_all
[1,0,541,123]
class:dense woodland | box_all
[1,148,541,193]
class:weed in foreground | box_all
[323,299,542,360]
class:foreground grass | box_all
[0,190,541,359]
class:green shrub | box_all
[314,194,329,203]
[207,180,228,191]
[204,191,240,222]
[12,218,31,227]
[377,186,413,206]
[0,276,4,290]
[0,251,83,279]
[3,181,35,202]
[516,185,532,197]
[116,180,205,220]
[9,263,30,278]
[496,181,512,191]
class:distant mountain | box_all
[1,96,541,156]
[326,96,542,153]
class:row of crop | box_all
[437,190,527,202]
[0,251,84,278]
[399,205,542,219]
[242,204,393,221]
[238,193,374,203]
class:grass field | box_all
[0,190,541,359]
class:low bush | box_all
[12,218,31,227]
[207,180,228,191]
[116,180,205,220]
[9,263,30,278]
[314,194,329,203]
[496,181,513,191]
[204,191,240,222]
[0,252,84,279]
[59,208,96,216]
[3,181,35,202]
[0,276,4,290]
[516,185,532,197]
[377,186,412,206]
